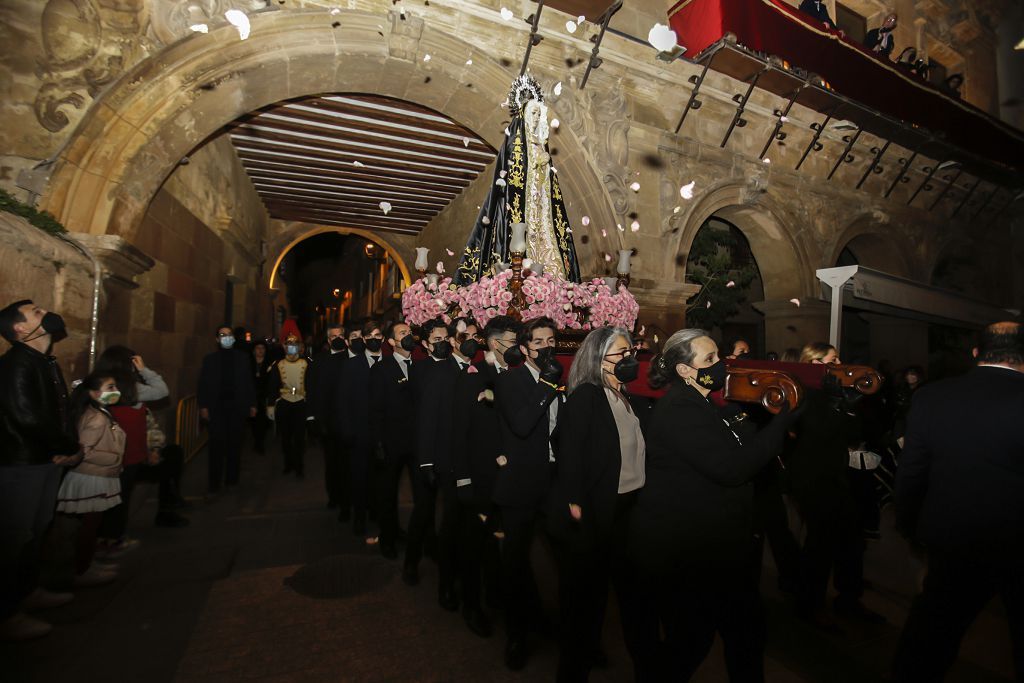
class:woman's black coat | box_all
[627,381,789,578]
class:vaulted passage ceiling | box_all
[225,94,497,235]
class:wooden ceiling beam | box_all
[236,152,471,190]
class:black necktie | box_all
[370,355,379,366]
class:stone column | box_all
[629,279,702,336]
[752,299,832,354]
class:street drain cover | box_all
[284,554,396,599]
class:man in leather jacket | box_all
[0,300,81,640]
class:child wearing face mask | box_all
[55,373,126,586]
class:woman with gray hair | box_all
[626,329,798,682]
[548,325,645,682]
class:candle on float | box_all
[532,262,545,276]
[425,273,439,287]
[510,223,527,253]
[414,247,430,272]
[604,276,619,289]
[616,250,632,275]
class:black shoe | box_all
[380,543,398,560]
[439,588,459,612]
[834,598,886,624]
[462,607,492,638]
[402,564,419,586]
[504,639,527,671]
[154,510,190,528]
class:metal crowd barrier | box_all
[175,394,207,463]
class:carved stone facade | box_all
[0,0,1019,378]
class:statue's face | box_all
[526,103,541,129]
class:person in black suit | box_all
[864,12,897,59]
[197,325,256,494]
[798,0,839,30]
[335,320,384,536]
[249,341,273,454]
[627,329,797,682]
[452,316,522,618]
[307,324,349,511]
[369,320,417,560]
[892,322,1024,682]
[493,316,565,671]
[548,326,646,682]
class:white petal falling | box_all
[550,118,560,129]
[726,280,736,288]
[499,170,507,178]
[500,7,514,21]
[224,10,250,40]
[466,58,473,65]
[445,248,455,256]
[554,81,563,96]
[379,201,392,215]
[565,20,577,34]
[630,220,640,232]
[604,253,612,262]
[680,181,696,199]
[617,223,624,232]
[353,160,365,167]
[189,23,209,33]
[706,301,712,309]
[581,216,590,226]
[673,206,682,213]
[496,178,507,187]
[482,216,491,225]
[780,115,789,123]
[629,181,641,192]
[330,8,340,15]
[789,298,801,306]
[423,53,431,62]
[763,157,771,164]
[577,15,585,24]
[462,137,471,147]
[504,127,511,136]
[436,261,445,274]
[647,23,678,52]
[601,229,607,237]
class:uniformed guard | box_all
[268,333,312,478]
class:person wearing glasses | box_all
[197,325,256,495]
[547,326,645,682]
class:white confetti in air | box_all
[190,23,209,33]
[224,10,250,40]
[630,220,640,232]
[653,334,659,344]
[482,216,491,225]
[780,115,789,122]
[550,118,560,129]
[499,170,507,178]
[551,167,557,174]
[462,137,470,147]
[423,54,431,62]
[680,181,696,199]
[456,320,467,333]
[673,206,681,214]
[763,157,771,164]
[504,127,511,136]
[554,82,563,96]
[565,20,577,34]
[496,179,506,187]
[581,216,590,226]
[379,201,392,215]
[330,8,340,15]
[647,23,678,52]
[601,229,607,237]
[436,261,445,274]
[604,253,612,262]
[706,301,712,309]
[789,298,801,306]
[639,325,646,336]
[577,15,585,24]
[630,181,641,192]
[353,160,364,167]
[726,280,736,288]
[500,7,514,21]
[617,223,624,232]
[445,248,455,256]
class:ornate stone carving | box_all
[146,0,272,46]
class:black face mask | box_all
[400,334,417,352]
[459,339,479,358]
[348,337,365,354]
[25,312,67,344]
[330,337,346,352]
[690,359,727,392]
[534,347,555,366]
[611,355,640,384]
[364,338,383,353]
[430,340,452,360]
[503,345,524,367]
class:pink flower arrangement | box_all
[401,271,639,330]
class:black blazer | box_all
[413,356,462,476]
[864,28,894,57]
[628,381,788,577]
[452,360,503,509]
[492,363,563,508]
[548,383,632,551]
[336,352,380,443]
[896,366,1024,562]
[307,350,346,429]
[197,348,256,424]
[784,387,860,508]
[369,353,417,458]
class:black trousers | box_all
[437,480,486,610]
[753,469,800,590]
[276,400,307,475]
[794,492,864,612]
[404,466,437,569]
[249,408,270,453]
[892,551,1024,682]
[500,504,545,643]
[375,446,413,549]
[344,436,372,521]
[322,431,350,509]
[208,416,244,492]
[0,463,61,620]
[97,450,183,539]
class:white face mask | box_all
[219,335,235,349]
[285,345,299,357]
[99,390,121,406]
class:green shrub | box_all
[0,188,66,235]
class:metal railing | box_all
[175,394,207,463]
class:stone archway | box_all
[40,9,618,262]
[828,213,915,278]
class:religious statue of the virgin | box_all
[453,75,581,285]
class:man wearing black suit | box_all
[453,316,521,622]
[336,320,384,536]
[369,320,417,560]
[197,325,257,493]
[892,322,1024,682]
[798,0,838,30]
[307,324,349,511]
[493,316,565,670]
[864,12,897,59]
